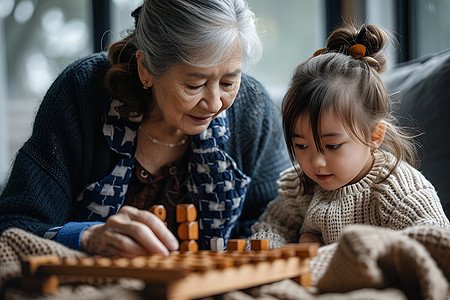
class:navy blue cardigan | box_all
[0,53,291,249]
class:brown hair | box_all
[103,34,149,118]
[282,23,419,193]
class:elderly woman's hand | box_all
[80,205,179,257]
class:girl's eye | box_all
[295,144,308,150]
[326,144,342,150]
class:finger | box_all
[107,217,171,255]
[131,210,179,251]
[88,224,150,257]
[106,232,150,258]
[114,206,179,252]
[124,222,171,255]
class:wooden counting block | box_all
[95,257,113,267]
[279,247,297,258]
[295,243,319,258]
[295,273,312,287]
[62,257,79,266]
[212,256,235,269]
[112,257,130,268]
[176,204,197,222]
[210,237,224,251]
[21,256,61,294]
[228,252,251,266]
[149,204,167,222]
[130,257,148,268]
[21,255,61,276]
[180,240,199,253]
[78,257,95,266]
[21,276,59,294]
[282,243,319,258]
[227,239,246,252]
[250,239,269,251]
[177,221,199,240]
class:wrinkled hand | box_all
[81,206,179,257]
[298,232,323,245]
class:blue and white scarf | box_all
[187,110,251,249]
[48,98,251,249]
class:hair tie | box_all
[348,44,366,59]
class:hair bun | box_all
[324,23,389,73]
[355,24,387,55]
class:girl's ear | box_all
[136,51,153,88]
[371,121,387,149]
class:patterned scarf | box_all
[187,111,251,249]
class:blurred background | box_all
[0,0,449,187]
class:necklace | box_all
[139,127,188,148]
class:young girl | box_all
[250,24,450,248]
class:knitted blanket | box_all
[1,225,449,300]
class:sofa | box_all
[382,48,450,219]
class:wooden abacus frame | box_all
[21,243,318,300]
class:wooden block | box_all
[282,243,319,258]
[130,257,148,268]
[250,239,269,251]
[21,275,59,294]
[78,257,95,266]
[295,243,319,258]
[176,204,197,222]
[177,221,199,240]
[112,257,130,268]
[95,257,112,267]
[210,237,224,251]
[149,205,166,222]
[227,239,246,252]
[211,256,234,268]
[180,240,198,253]
[21,255,61,276]
[298,273,312,287]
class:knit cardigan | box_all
[250,150,450,249]
[0,53,291,249]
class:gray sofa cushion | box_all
[382,49,450,217]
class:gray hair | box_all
[135,0,262,76]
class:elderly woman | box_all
[0,0,290,257]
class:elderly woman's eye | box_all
[187,84,204,90]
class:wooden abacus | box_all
[20,204,318,299]
[21,242,318,300]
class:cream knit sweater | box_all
[250,150,450,249]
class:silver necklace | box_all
[139,127,188,148]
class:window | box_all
[245,0,325,105]
[0,0,92,186]
[413,0,450,58]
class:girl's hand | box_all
[298,232,323,245]
[80,205,179,257]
